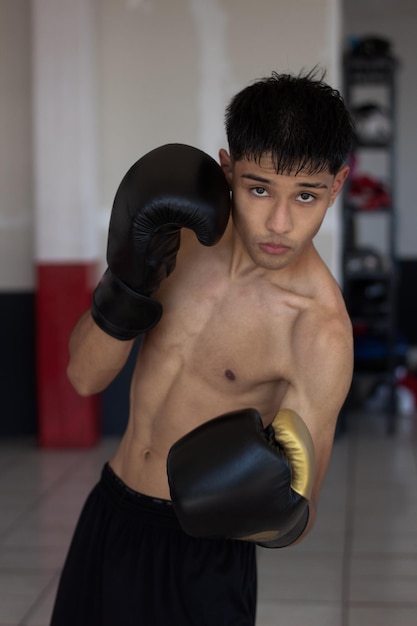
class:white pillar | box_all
[32,0,99,262]
[32,0,100,447]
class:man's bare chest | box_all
[155,272,295,394]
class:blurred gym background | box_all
[1,0,416,442]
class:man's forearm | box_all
[67,310,135,396]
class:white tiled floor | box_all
[0,410,416,626]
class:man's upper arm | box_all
[278,317,353,509]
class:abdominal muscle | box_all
[109,367,223,500]
[109,315,288,500]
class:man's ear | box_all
[329,165,350,205]
[219,149,233,186]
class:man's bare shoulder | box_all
[289,273,354,407]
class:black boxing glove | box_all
[92,144,230,340]
[167,408,315,548]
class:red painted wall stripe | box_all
[36,263,100,447]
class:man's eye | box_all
[298,192,314,203]
[252,186,267,196]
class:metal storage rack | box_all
[342,53,400,433]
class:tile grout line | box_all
[340,419,360,626]
[0,450,96,543]
[0,438,38,474]
[18,569,61,626]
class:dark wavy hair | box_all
[225,68,354,175]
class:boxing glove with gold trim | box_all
[167,408,315,548]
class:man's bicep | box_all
[284,316,353,432]
[278,335,353,502]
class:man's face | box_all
[219,150,349,271]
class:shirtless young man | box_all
[50,70,354,626]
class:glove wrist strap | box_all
[92,268,162,340]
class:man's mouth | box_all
[259,242,291,255]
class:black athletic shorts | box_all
[50,463,257,626]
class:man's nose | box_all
[266,200,293,234]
